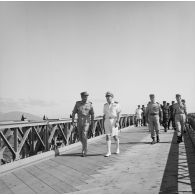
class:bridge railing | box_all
[0,114,134,164]
[188,113,195,129]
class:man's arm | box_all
[90,105,95,136]
[115,111,121,127]
[172,105,176,120]
[145,106,149,123]
[72,103,77,126]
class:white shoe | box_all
[115,149,120,154]
[104,152,111,157]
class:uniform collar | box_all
[81,100,89,104]
[107,100,114,105]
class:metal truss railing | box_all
[0,114,134,164]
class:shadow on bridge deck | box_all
[160,130,195,194]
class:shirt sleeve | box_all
[89,104,95,115]
[72,102,78,115]
[117,104,121,113]
[103,104,106,115]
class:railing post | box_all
[14,128,19,160]
[30,127,34,155]
[44,124,49,151]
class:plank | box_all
[32,163,78,192]
[52,156,97,175]
[44,159,91,181]
[13,169,57,194]
[24,165,78,193]
[0,173,34,193]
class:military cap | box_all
[163,101,166,103]
[149,94,155,97]
[105,91,114,97]
[80,91,89,96]
[176,94,181,97]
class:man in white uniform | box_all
[103,91,121,157]
[135,105,143,127]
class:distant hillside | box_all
[0,111,42,121]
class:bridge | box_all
[0,114,195,193]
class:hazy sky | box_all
[0,1,195,118]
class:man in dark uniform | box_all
[168,101,176,130]
[72,91,94,157]
[141,105,146,126]
[161,101,170,132]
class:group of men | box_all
[71,91,121,157]
[71,91,187,158]
[145,94,187,144]
[135,105,147,127]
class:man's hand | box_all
[115,121,119,128]
[71,122,76,127]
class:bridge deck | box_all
[0,126,195,193]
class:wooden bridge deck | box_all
[1,126,195,193]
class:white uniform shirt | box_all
[103,101,121,119]
[135,108,143,119]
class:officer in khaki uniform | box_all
[72,92,94,157]
[145,94,163,144]
[103,91,121,157]
[173,94,187,143]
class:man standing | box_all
[72,91,94,157]
[161,101,170,132]
[141,105,146,126]
[145,94,163,144]
[135,105,143,127]
[173,94,187,143]
[103,91,121,157]
[168,101,176,130]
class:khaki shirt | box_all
[146,102,162,115]
[173,102,187,114]
[72,101,94,119]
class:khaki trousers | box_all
[175,114,186,137]
[148,115,160,138]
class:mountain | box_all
[0,111,42,121]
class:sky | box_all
[0,1,195,118]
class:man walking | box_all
[72,91,94,157]
[161,101,170,132]
[168,101,176,130]
[141,105,146,126]
[173,94,187,143]
[103,91,121,157]
[145,94,163,144]
[135,105,143,127]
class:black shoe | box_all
[81,151,87,157]
[151,137,156,144]
[177,136,182,143]
[156,136,160,143]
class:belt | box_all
[175,113,185,115]
[105,116,116,119]
[149,113,159,116]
